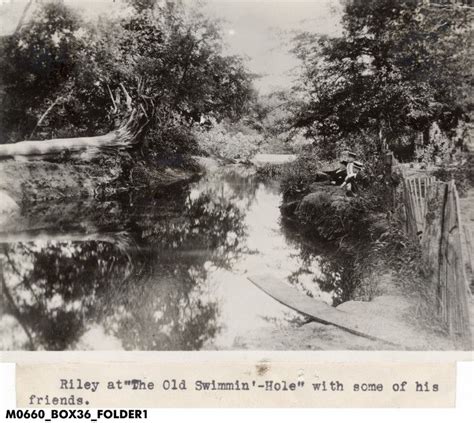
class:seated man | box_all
[341,160,363,195]
[325,153,363,195]
[325,160,349,185]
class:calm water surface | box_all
[0,165,352,350]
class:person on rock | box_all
[341,159,359,195]
[326,152,363,196]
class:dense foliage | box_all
[0,0,255,159]
[291,0,473,156]
[193,120,263,161]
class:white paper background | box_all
[1,362,473,422]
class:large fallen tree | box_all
[0,83,155,160]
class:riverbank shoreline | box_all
[0,156,199,215]
[0,153,291,218]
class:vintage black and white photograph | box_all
[0,0,472,352]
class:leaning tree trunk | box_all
[0,83,154,160]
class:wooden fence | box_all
[400,172,472,346]
[402,176,436,237]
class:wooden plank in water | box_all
[247,274,403,347]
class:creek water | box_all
[0,164,353,351]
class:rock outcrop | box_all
[281,182,364,240]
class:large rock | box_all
[281,182,366,240]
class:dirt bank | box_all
[226,272,456,351]
[0,158,197,215]
[0,161,115,206]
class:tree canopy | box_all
[0,0,255,153]
[291,0,473,152]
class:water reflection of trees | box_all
[220,168,260,208]
[1,242,133,350]
[0,178,249,351]
[280,219,359,306]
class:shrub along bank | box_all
[276,148,440,329]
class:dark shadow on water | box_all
[279,218,361,307]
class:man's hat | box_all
[340,151,357,163]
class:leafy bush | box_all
[194,121,263,161]
[256,162,288,178]
[280,152,328,200]
[143,122,200,160]
[415,131,455,167]
[432,155,474,196]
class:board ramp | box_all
[248,273,451,350]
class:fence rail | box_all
[411,177,435,231]
[402,176,436,237]
[400,171,472,347]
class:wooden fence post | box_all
[422,181,447,318]
[443,181,471,346]
[421,180,471,347]
[402,178,420,241]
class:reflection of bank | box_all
[279,217,360,307]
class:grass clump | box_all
[280,153,330,201]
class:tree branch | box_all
[28,96,62,140]
[14,0,35,34]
